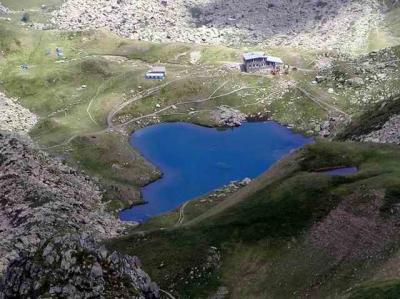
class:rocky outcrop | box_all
[358,114,400,144]
[0,132,124,275]
[0,233,159,298]
[0,3,9,15]
[314,48,400,109]
[0,92,37,133]
[53,0,384,53]
[211,105,246,127]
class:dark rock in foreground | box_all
[0,233,160,298]
[0,131,159,297]
[0,131,123,273]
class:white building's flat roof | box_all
[146,72,165,76]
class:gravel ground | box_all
[0,92,37,134]
[359,114,400,144]
[53,0,384,53]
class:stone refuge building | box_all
[242,52,283,73]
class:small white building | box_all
[145,66,166,80]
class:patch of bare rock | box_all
[53,0,385,53]
[0,92,37,133]
[0,233,159,298]
[315,48,400,107]
[0,2,8,15]
[212,105,246,127]
[359,114,400,144]
[0,132,129,277]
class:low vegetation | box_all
[108,140,400,298]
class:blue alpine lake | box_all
[119,122,312,222]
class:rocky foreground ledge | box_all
[0,132,159,297]
[0,234,159,298]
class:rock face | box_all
[0,234,159,298]
[0,93,37,133]
[0,2,9,15]
[212,105,246,127]
[0,132,123,275]
[358,114,400,144]
[53,0,384,53]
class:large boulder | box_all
[211,105,246,127]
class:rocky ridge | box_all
[211,105,246,127]
[0,92,37,133]
[0,132,126,275]
[53,0,385,53]
[0,233,159,298]
[358,114,400,144]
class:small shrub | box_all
[21,12,30,23]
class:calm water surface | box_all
[318,167,358,176]
[120,122,312,222]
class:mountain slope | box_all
[0,131,160,298]
[109,139,400,298]
[54,0,397,54]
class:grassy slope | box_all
[1,0,63,10]
[0,21,332,209]
[0,25,163,208]
[108,140,400,298]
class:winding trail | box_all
[107,78,184,129]
[175,201,190,226]
[87,72,127,126]
[86,83,104,126]
[40,71,224,149]
[41,134,79,150]
[107,70,221,128]
[118,84,255,127]
[295,86,350,117]
[160,289,177,299]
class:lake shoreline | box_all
[120,121,312,222]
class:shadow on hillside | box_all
[187,0,366,40]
